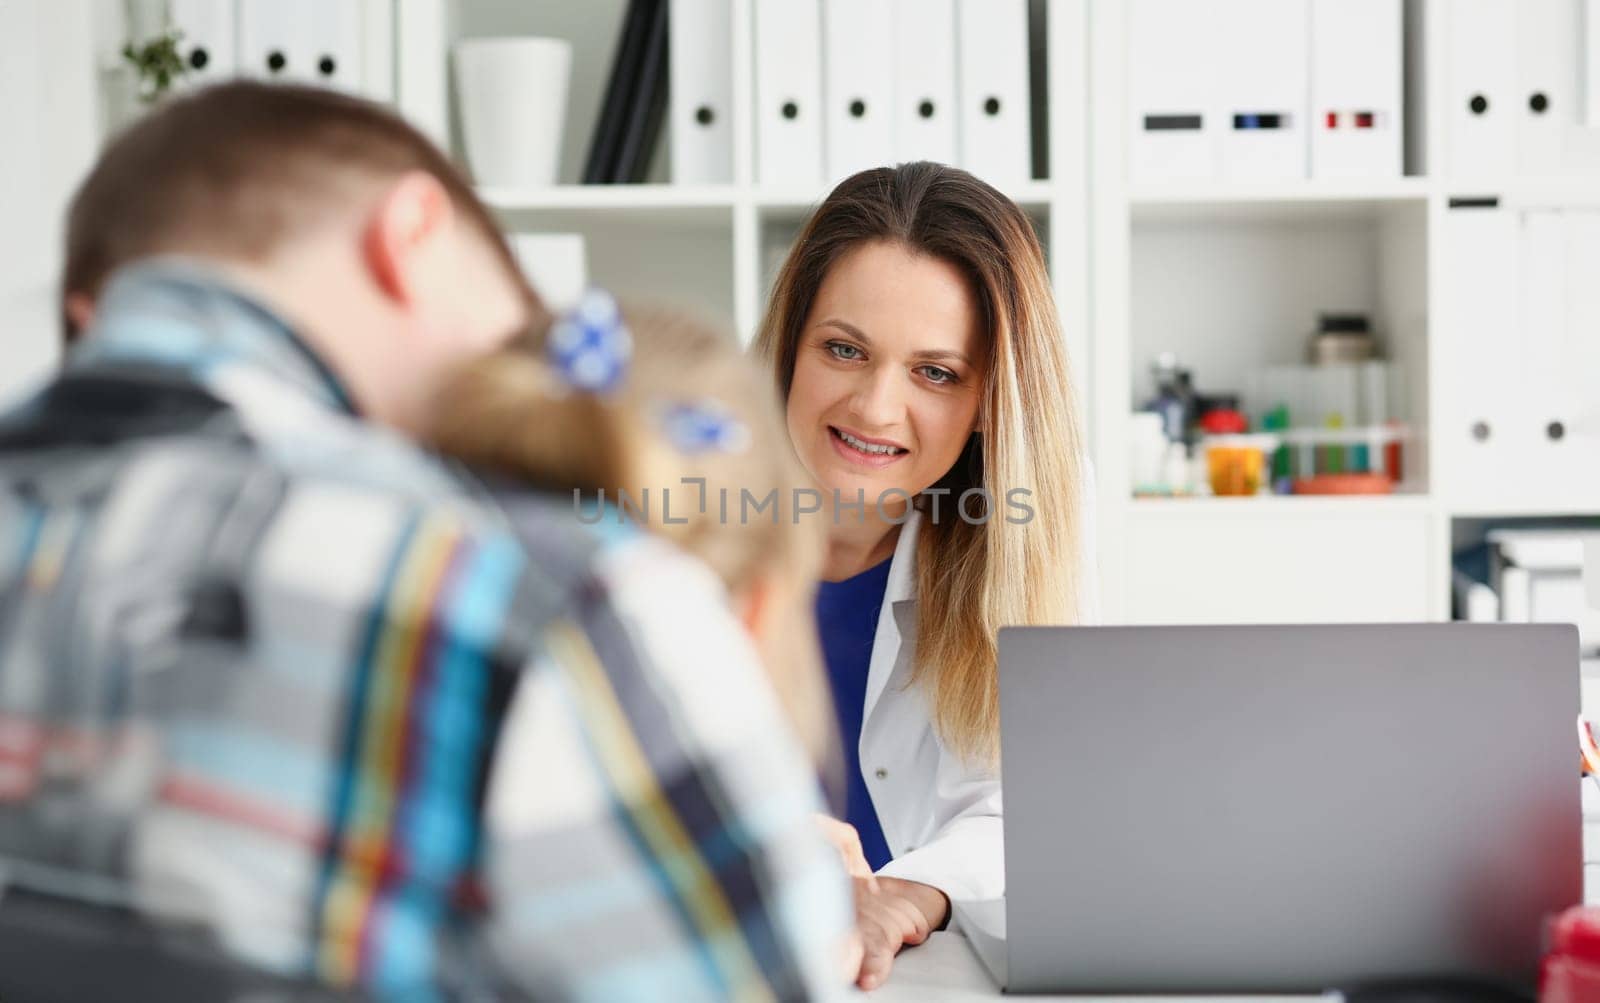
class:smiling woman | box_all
[755,161,1098,991]
[789,242,989,522]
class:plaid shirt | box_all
[0,261,850,1001]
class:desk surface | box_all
[866,932,1328,1002]
[863,931,1000,1002]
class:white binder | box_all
[1516,0,1577,177]
[1519,210,1567,498]
[238,0,362,91]
[236,0,296,81]
[892,0,957,165]
[1214,0,1309,181]
[1515,0,1600,174]
[1564,213,1600,490]
[956,0,1031,185]
[296,0,365,94]
[1308,0,1401,178]
[1436,202,1519,507]
[822,0,894,184]
[171,0,236,88]
[669,0,733,184]
[754,0,823,185]
[1521,210,1600,505]
[1586,0,1600,128]
[1127,0,1218,182]
[1444,0,1517,178]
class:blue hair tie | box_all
[548,289,632,393]
[659,399,751,455]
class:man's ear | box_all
[63,292,96,341]
[362,170,454,306]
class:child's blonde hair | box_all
[431,305,831,761]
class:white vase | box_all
[454,37,572,189]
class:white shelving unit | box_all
[1089,0,1442,625]
[394,0,1599,627]
[1129,176,1432,214]
[396,0,1089,382]
[1093,0,1600,625]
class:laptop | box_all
[956,624,1581,995]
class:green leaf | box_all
[121,27,190,104]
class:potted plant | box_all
[122,27,189,105]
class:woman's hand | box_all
[852,876,950,991]
[811,816,952,989]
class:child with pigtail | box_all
[429,293,866,995]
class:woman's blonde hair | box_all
[430,306,832,761]
[754,162,1086,765]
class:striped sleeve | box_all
[479,534,852,1002]
[306,508,528,996]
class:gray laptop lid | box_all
[998,624,1581,994]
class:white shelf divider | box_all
[733,199,760,341]
[1130,177,1432,206]
[394,0,448,148]
[1129,178,1432,226]
[1051,1,1092,426]
[1087,0,1133,622]
[1128,494,1438,517]
[751,179,1057,215]
[478,184,739,212]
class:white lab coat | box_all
[862,480,1099,903]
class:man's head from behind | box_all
[63,81,539,432]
